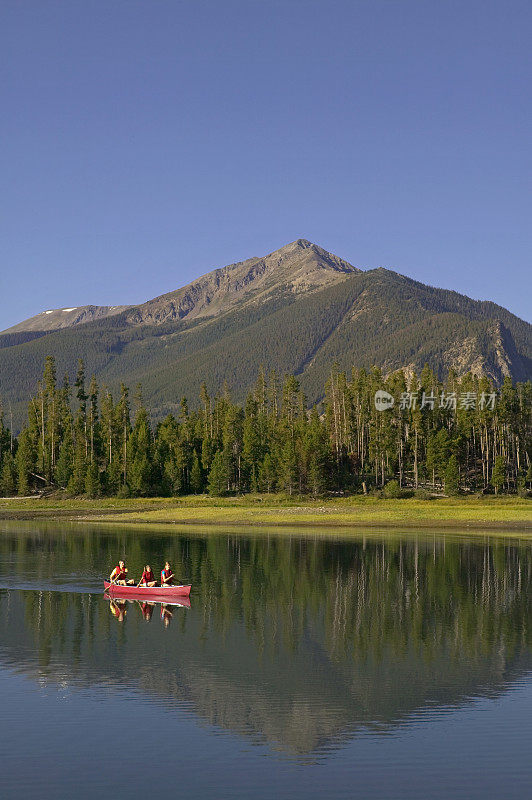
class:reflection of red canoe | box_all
[103,581,191,602]
[108,592,191,613]
[105,593,192,610]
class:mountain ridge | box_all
[3,304,130,334]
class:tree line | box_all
[0,356,530,497]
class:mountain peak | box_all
[276,238,313,252]
[270,239,351,263]
[126,240,361,326]
[265,239,360,275]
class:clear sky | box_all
[1,0,531,330]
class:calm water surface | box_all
[0,521,530,799]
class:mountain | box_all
[1,239,530,429]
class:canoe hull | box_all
[103,580,191,601]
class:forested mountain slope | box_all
[1,239,530,429]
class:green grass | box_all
[0,494,530,534]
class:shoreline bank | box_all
[0,496,530,535]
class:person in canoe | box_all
[161,561,174,586]
[109,560,135,586]
[138,564,157,587]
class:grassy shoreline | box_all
[0,495,530,535]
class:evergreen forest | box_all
[0,356,530,498]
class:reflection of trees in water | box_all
[0,528,530,755]
[183,535,531,664]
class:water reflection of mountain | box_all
[0,526,530,757]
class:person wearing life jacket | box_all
[139,564,156,587]
[109,560,134,586]
[161,562,174,586]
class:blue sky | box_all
[1,0,531,329]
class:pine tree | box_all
[190,450,203,494]
[242,394,262,491]
[74,359,88,452]
[258,452,277,493]
[222,403,243,492]
[492,456,506,495]
[15,428,36,495]
[84,460,101,498]
[199,382,214,472]
[155,415,185,495]
[177,397,193,492]
[68,439,87,495]
[69,401,88,495]
[278,438,298,495]
[526,461,532,491]
[128,403,153,496]
[207,450,229,496]
[444,455,460,495]
[87,375,100,465]
[305,407,330,496]
[0,404,12,467]
[100,389,116,471]
[43,355,58,481]
[67,361,89,494]
[0,452,16,495]
[426,428,451,488]
[116,384,131,487]
[54,375,74,488]
[55,432,74,488]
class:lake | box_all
[0,521,530,799]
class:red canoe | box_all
[103,580,191,602]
